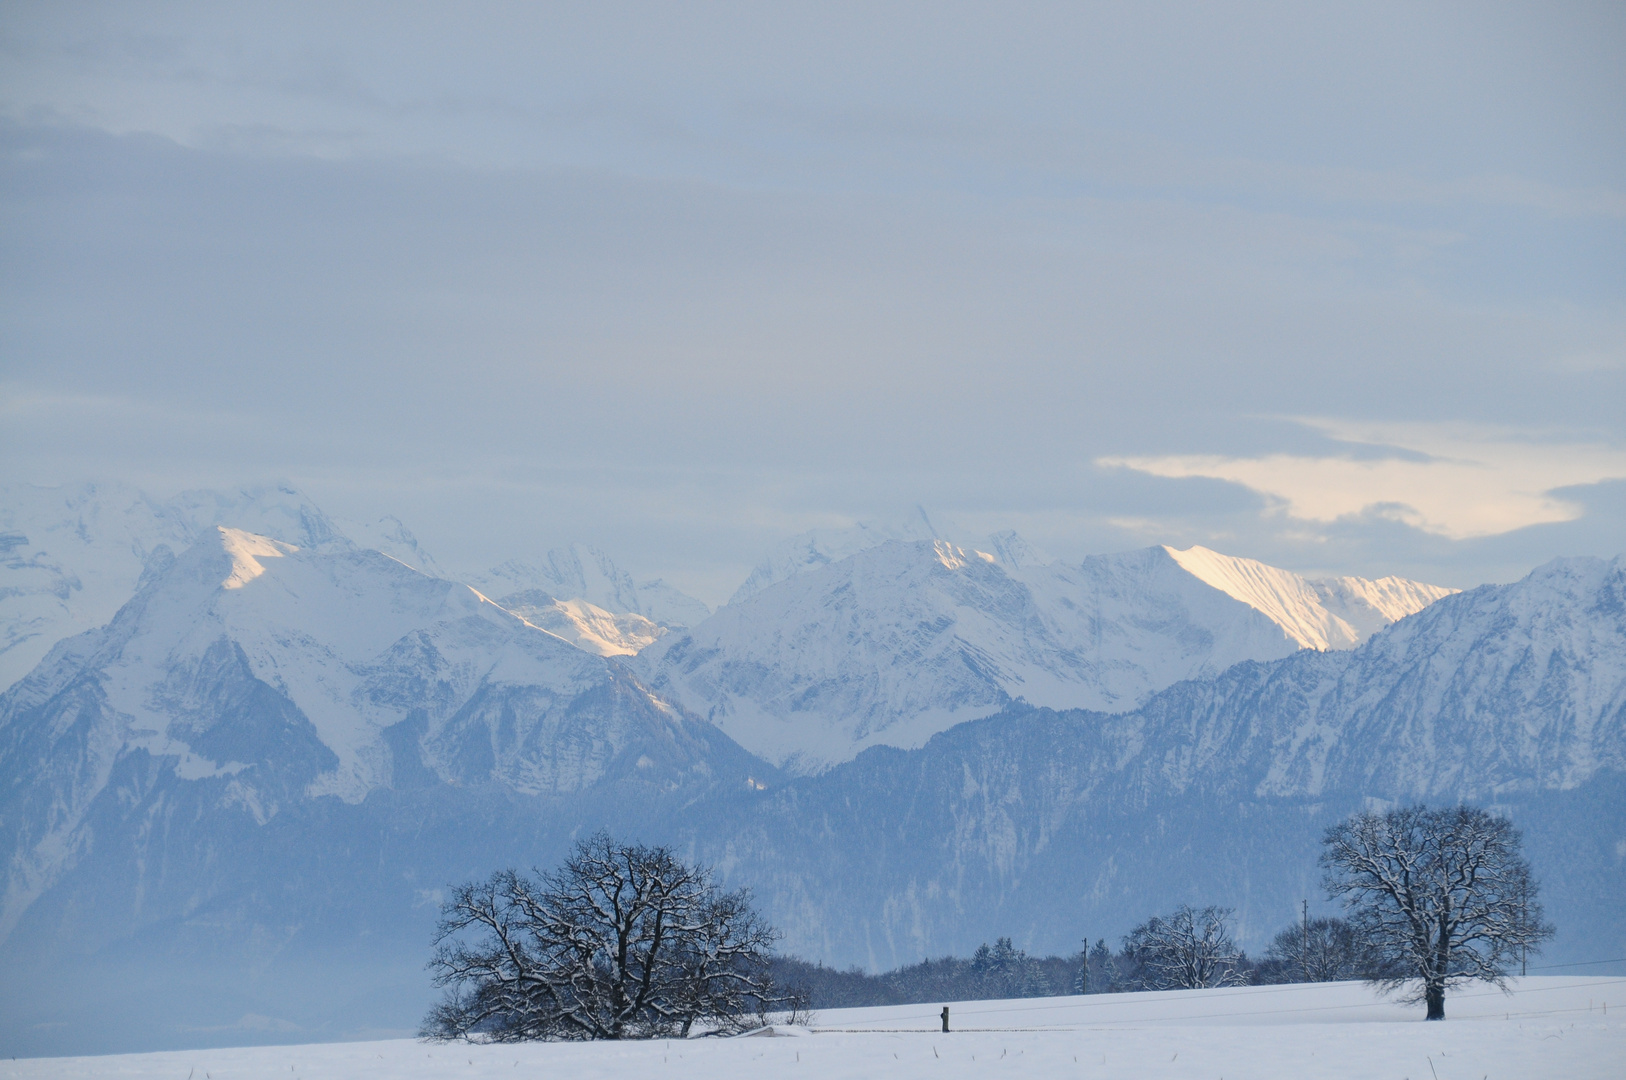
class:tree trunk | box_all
[1428,898,1451,1020]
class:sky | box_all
[1,1,1622,603]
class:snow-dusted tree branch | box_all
[1259,916,1385,983]
[422,833,801,1041]
[1320,804,1553,1020]
[1121,905,1248,990]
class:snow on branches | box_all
[1321,804,1553,1020]
[422,833,803,1041]
[1121,905,1249,990]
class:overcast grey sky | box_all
[2,1,1622,601]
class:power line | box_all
[1525,956,1626,971]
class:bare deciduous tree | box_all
[1321,804,1553,1020]
[1259,916,1382,983]
[1122,905,1248,990]
[423,833,802,1041]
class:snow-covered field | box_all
[7,977,1620,1079]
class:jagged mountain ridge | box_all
[0,483,715,690]
[639,538,1455,770]
[0,481,354,693]
[1159,552,1626,798]
[1160,543,1456,650]
[1046,550,1622,802]
[495,592,669,657]
[726,509,1452,642]
[683,552,1626,966]
[0,525,758,943]
[0,546,1615,1055]
[728,507,944,604]
[469,542,712,629]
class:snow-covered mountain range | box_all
[4,481,1618,1058]
[468,543,712,629]
[639,537,1454,770]
[698,552,1625,970]
[728,506,945,603]
[6,484,1454,775]
[0,523,753,944]
[0,482,360,693]
[0,537,1618,1055]
[0,485,711,690]
[1124,552,1626,799]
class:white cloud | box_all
[1100,420,1626,540]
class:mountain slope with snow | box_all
[681,553,1626,969]
[0,525,754,943]
[1138,552,1626,799]
[470,542,711,629]
[0,484,708,695]
[334,513,449,578]
[1309,572,1461,641]
[494,592,669,656]
[0,542,1614,1055]
[0,482,392,693]
[728,507,944,604]
[641,539,1455,769]
[1163,544,1456,650]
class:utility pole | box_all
[1081,936,1089,995]
[1302,899,1309,983]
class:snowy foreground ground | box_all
[6,977,1621,1079]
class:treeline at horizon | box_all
[423,805,1547,1036]
[771,909,1398,1010]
